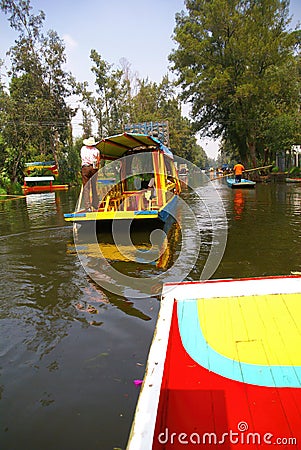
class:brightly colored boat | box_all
[226,177,256,188]
[127,275,301,449]
[285,177,301,183]
[64,133,181,224]
[22,161,68,193]
[22,176,68,194]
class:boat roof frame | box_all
[95,132,174,161]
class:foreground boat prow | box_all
[127,275,301,449]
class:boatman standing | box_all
[233,161,245,183]
[80,136,100,211]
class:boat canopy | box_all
[95,132,174,160]
[24,176,54,182]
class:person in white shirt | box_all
[80,137,100,211]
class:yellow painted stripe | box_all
[65,210,159,221]
[198,293,301,366]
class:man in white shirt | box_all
[81,137,100,211]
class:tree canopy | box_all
[0,0,208,189]
[169,0,301,166]
[0,0,76,184]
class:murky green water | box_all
[0,180,301,449]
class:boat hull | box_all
[285,178,301,183]
[64,194,179,225]
[227,178,256,188]
[22,184,68,194]
[127,275,301,449]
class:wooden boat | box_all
[127,275,301,449]
[64,133,181,224]
[226,177,256,188]
[22,176,68,194]
[285,177,301,183]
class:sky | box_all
[1,0,300,159]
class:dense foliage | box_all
[169,0,301,166]
[1,0,300,193]
[0,1,207,192]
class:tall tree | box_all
[170,0,301,166]
[76,50,132,138]
[76,53,207,166]
[0,0,75,181]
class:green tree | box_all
[0,0,75,182]
[130,75,207,165]
[170,0,301,167]
[76,52,208,166]
[76,50,131,138]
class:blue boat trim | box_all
[64,212,87,218]
[98,179,116,184]
[134,210,158,215]
[226,178,256,188]
[158,196,178,223]
[177,299,301,388]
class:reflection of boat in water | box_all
[233,189,245,220]
[227,178,256,188]
[127,275,301,449]
[68,220,181,272]
[64,133,181,225]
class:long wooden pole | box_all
[209,164,273,182]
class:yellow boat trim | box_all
[64,209,159,222]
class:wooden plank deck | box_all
[127,276,301,449]
[154,287,301,448]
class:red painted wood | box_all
[152,302,300,449]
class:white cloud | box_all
[63,34,78,50]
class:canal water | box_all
[0,180,301,450]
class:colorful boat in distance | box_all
[22,176,68,194]
[22,161,68,193]
[285,177,301,183]
[226,177,256,188]
[64,133,181,224]
[127,275,301,449]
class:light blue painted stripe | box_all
[158,195,178,223]
[134,211,158,215]
[64,212,87,218]
[177,300,301,388]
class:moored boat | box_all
[127,275,301,449]
[226,177,256,188]
[64,133,181,224]
[22,161,68,193]
[285,177,301,183]
[22,176,68,194]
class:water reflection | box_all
[1,184,301,450]
[233,190,245,220]
[72,217,184,298]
